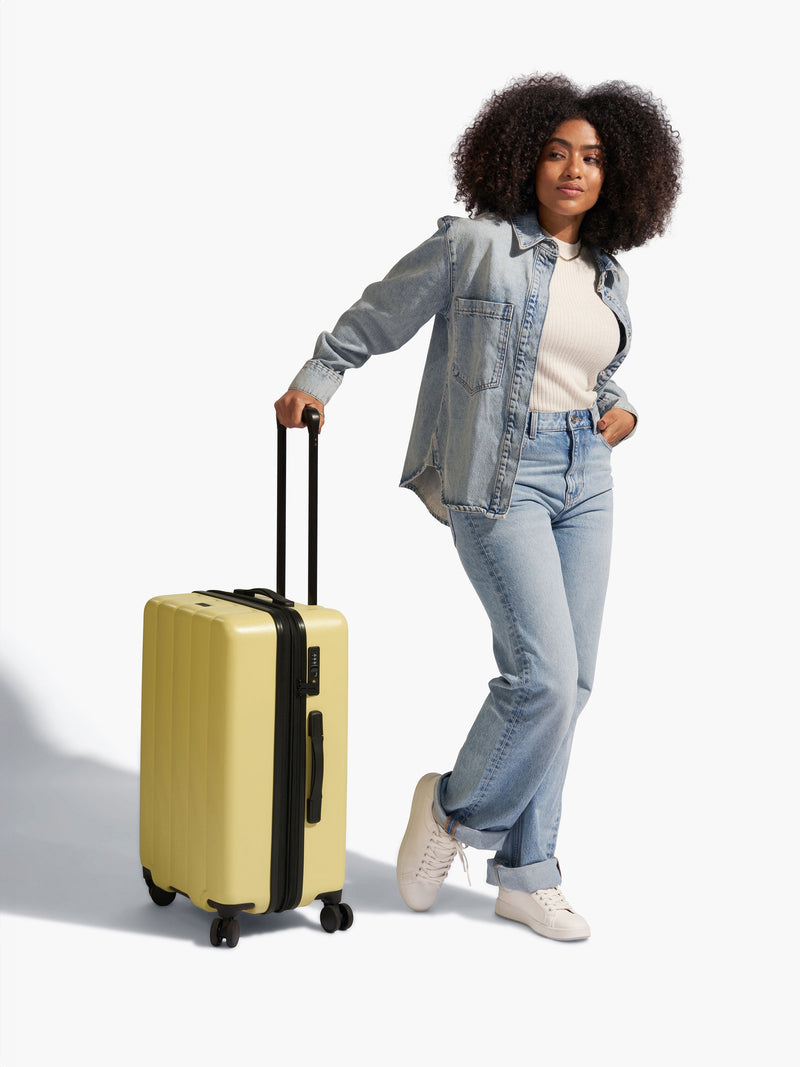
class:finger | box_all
[275,398,304,429]
[277,395,304,428]
[597,412,626,445]
[597,419,618,445]
[273,399,293,428]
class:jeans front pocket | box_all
[452,297,514,395]
[595,430,614,453]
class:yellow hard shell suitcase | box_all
[140,410,350,947]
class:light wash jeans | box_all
[433,407,614,892]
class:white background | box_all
[1,1,796,1063]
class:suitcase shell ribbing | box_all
[140,592,348,918]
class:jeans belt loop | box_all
[527,411,538,440]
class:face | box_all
[534,118,604,240]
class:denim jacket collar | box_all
[510,213,551,252]
[511,213,620,285]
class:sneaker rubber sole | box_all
[495,894,591,941]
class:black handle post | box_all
[305,408,319,607]
[276,406,320,605]
[276,420,287,597]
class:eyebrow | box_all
[547,137,603,151]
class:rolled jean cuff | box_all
[486,857,562,892]
[433,777,506,851]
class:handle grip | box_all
[303,406,321,435]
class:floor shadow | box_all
[0,674,493,945]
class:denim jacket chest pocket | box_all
[452,297,515,395]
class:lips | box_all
[557,184,584,196]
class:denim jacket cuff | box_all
[288,360,344,405]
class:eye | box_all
[585,156,602,167]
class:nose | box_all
[562,154,583,179]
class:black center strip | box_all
[198,590,308,913]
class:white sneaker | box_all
[396,773,468,911]
[495,885,591,941]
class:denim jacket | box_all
[290,212,635,525]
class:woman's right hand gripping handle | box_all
[274,389,325,431]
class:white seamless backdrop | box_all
[1,2,795,1065]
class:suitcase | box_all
[139,408,350,947]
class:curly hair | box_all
[452,74,682,253]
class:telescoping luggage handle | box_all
[276,406,320,606]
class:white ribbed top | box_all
[529,236,621,413]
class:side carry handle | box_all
[276,406,320,606]
[307,711,324,824]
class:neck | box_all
[537,208,584,245]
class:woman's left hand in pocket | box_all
[597,408,636,446]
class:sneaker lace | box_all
[417,830,471,887]
[534,886,574,913]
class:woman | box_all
[275,74,681,941]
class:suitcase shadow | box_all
[0,675,495,945]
